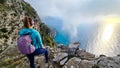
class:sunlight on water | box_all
[102,24,114,41]
[86,17,120,57]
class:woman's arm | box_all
[36,31,45,48]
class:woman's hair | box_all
[23,16,34,28]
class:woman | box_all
[19,16,48,68]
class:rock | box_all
[57,44,64,48]
[35,56,46,68]
[76,50,95,59]
[35,55,51,68]
[68,42,80,49]
[68,42,80,56]
[53,53,68,63]
[117,54,120,56]
[99,54,106,57]
[50,48,54,53]
[56,44,68,52]
[113,56,120,65]
[79,60,96,68]
[60,57,68,65]
[63,57,81,68]
[49,65,54,68]
[97,57,120,68]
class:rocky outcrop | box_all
[47,42,120,68]
[96,56,120,68]
[50,42,96,68]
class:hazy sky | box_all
[25,0,120,41]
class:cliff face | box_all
[0,0,41,50]
[0,0,54,67]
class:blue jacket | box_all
[19,28,44,49]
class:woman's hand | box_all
[43,46,49,49]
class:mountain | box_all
[0,0,54,67]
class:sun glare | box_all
[104,17,120,24]
[102,24,114,41]
[102,17,120,41]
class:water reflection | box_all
[87,18,120,56]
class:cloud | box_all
[25,0,120,41]
[24,0,87,17]
[25,0,120,21]
[79,0,120,16]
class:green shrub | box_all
[39,23,54,47]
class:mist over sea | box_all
[42,16,120,57]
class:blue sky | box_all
[24,0,120,41]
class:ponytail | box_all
[23,16,32,28]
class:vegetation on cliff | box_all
[0,0,54,68]
[39,23,54,47]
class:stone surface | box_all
[68,42,80,56]
[97,57,120,68]
[79,60,95,68]
[35,56,46,68]
[63,57,81,68]
[60,57,68,65]
[53,53,68,63]
[76,50,95,59]
[68,42,80,49]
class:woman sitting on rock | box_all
[19,16,48,68]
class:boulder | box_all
[53,53,68,63]
[97,57,120,68]
[60,57,68,65]
[63,57,81,68]
[79,60,96,68]
[76,50,95,59]
[68,42,80,56]
[68,42,80,49]
[57,44,68,52]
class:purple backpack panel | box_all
[17,35,35,54]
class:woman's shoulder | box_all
[31,29,39,33]
[31,28,37,31]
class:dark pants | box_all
[26,48,48,68]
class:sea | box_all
[42,16,120,56]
